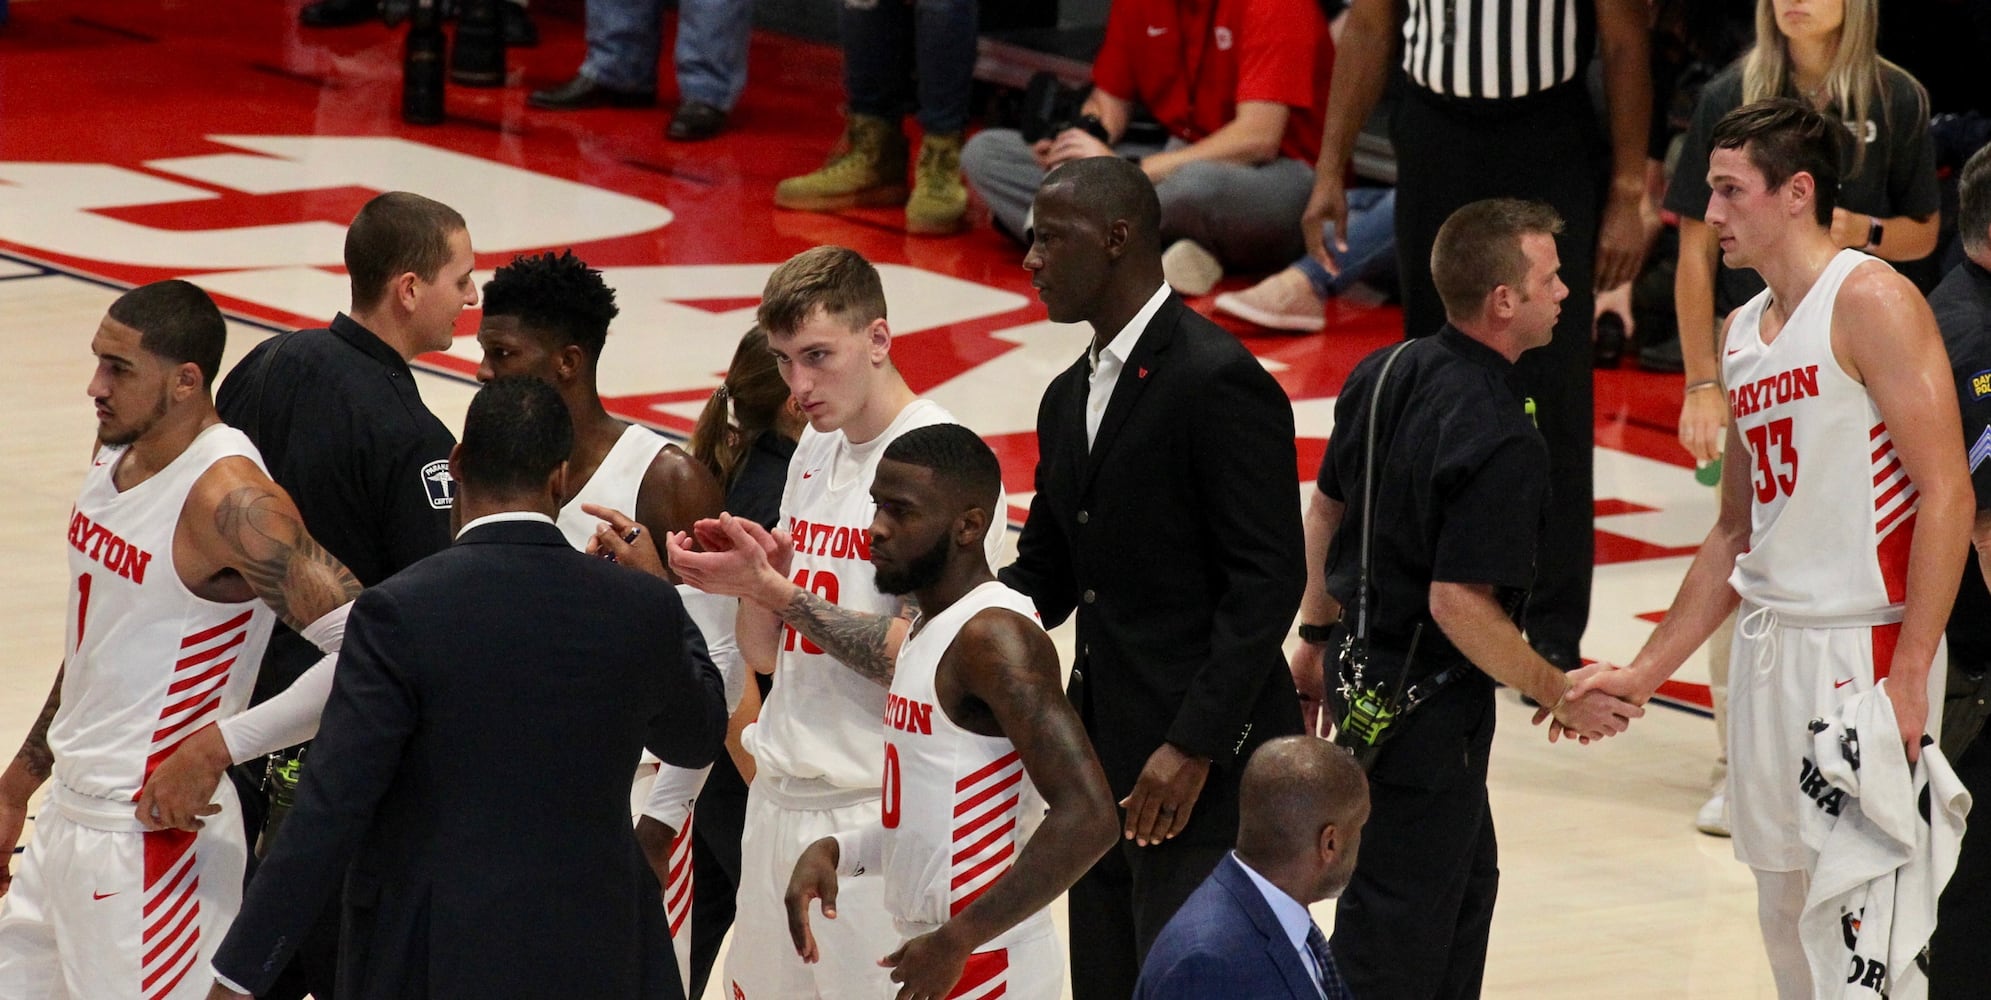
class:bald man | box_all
[1001,152,1307,1000]
[1134,736,1365,1000]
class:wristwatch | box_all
[1297,622,1335,645]
[1864,216,1884,251]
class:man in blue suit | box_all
[1135,737,1368,1000]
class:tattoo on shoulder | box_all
[774,588,896,685]
[213,487,361,630]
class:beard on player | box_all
[874,530,951,597]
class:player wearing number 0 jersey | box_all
[784,424,1116,1000]
[0,282,363,1000]
[1582,101,1970,999]
[471,250,734,996]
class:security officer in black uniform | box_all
[215,190,479,1000]
[1929,143,1991,999]
[1286,198,1643,1000]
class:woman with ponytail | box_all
[689,325,806,528]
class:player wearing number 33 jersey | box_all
[1612,102,1971,1000]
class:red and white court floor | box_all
[0,1,1775,995]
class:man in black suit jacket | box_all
[998,155,1308,999]
[206,376,727,999]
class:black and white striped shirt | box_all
[1401,0,1594,100]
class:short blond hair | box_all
[757,246,887,336]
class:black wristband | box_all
[1297,622,1335,645]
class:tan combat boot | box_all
[904,131,968,235]
[774,113,909,212]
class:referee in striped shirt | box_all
[1299,1,1649,996]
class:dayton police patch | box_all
[422,459,455,509]
[1972,370,1991,399]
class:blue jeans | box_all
[1293,186,1397,298]
[840,0,978,135]
[581,0,752,109]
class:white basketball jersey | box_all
[55,424,277,804]
[745,399,1004,789]
[556,423,745,726]
[1724,249,1912,619]
[880,581,1048,947]
[556,424,666,550]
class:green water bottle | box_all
[1695,456,1723,487]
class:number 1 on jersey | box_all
[75,571,93,652]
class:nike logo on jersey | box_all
[1726,348,1743,356]
[1146,25,1167,35]
[1834,678,1854,689]
[801,469,817,479]
[93,891,118,900]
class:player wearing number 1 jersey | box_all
[0,282,362,1000]
[1572,100,1971,998]
[659,247,1005,999]
[784,424,1116,1000]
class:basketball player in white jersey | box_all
[1566,100,1972,997]
[600,246,1002,999]
[0,281,363,999]
[780,423,1116,1000]
[470,249,739,990]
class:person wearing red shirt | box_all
[961,0,1333,295]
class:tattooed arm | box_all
[669,513,911,686]
[138,459,364,832]
[766,589,913,686]
[0,668,63,896]
[200,464,362,630]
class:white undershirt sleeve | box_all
[216,650,335,765]
[214,601,352,764]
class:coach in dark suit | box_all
[999,155,1307,999]
[206,376,727,1000]
[1136,737,1367,1000]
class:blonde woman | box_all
[1658,0,1937,840]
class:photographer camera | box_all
[1288,199,1641,999]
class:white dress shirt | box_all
[1235,851,1331,996]
[1086,283,1171,449]
[457,510,558,536]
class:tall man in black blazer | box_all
[204,376,727,999]
[999,155,1307,999]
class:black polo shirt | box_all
[1318,326,1551,675]
[217,313,456,698]
[1932,261,1991,669]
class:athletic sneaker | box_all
[1161,239,1223,297]
[1696,788,1731,837]
[1214,267,1326,332]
